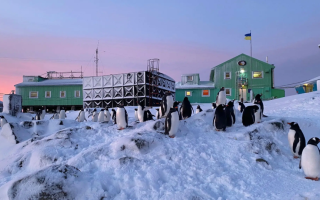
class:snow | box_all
[0,92,320,199]
[298,76,320,85]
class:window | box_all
[202,90,210,97]
[252,71,263,79]
[45,91,51,98]
[224,72,231,79]
[225,88,231,96]
[29,91,38,98]
[187,76,193,82]
[75,90,81,98]
[60,91,66,98]
[185,91,192,96]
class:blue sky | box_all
[1,0,320,95]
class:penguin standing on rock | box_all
[216,87,226,107]
[165,101,180,138]
[116,105,128,130]
[180,97,194,120]
[287,122,306,159]
[196,105,203,114]
[160,92,174,117]
[0,116,7,127]
[225,101,236,127]
[213,104,227,131]
[300,137,320,181]
[75,108,87,122]
[254,94,267,117]
[111,109,117,124]
[104,107,111,122]
[242,105,259,127]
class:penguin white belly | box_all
[254,105,261,123]
[156,111,159,119]
[59,110,66,119]
[196,109,200,114]
[165,97,174,116]
[40,111,46,120]
[116,109,127,129]
[288,130,300,156]
[134,111,139,121]
[104,111,110,122]
[137,107,144,122]
[78,112,85,122]
[169,112,179,137]
[238,105,241,112]
[92,112,98,122]
[301,145,320,178]
[98,112,105,122]
[217,93,226,106]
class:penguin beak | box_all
[287,123,291,125]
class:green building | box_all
[15,76,83,112]
[175,54,285,103]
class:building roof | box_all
[15,79,83,87]
[175,81,215,89]
[296,76,320,86]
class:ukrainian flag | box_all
[245,33,251,40]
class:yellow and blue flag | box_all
[245,33,251,40]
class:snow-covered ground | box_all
[0,92,320,200]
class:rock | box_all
[131,138,148,150]
[119,157,138,165]
[153,121,164,131]
[270,121,284,130]
[256,158,269,165]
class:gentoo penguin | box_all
[53,110,59,119]
[0,116,7,127]
[225,101,236,127]
[134,108,139,121]
[111,109,117,124]
[196,105,203,114]
[212,102,217,109]
[104,107,111,122]
[180,97,193,120]
[159,102,163,118]
[155,108,160,120]
[213,104,227,131]
[242,105,259,127]
[35,109,42,120]
[300,137,320,181]
[238,102,246,113]
[254,94,267,117]
[216,87,226,107]
[287,122,306,159]
[165,101,180,138]
[137,101,149,122]
[98,108,106,122]
[40,108,46,120]
[116,105,128,130]
[160,92,174,117]
[59,109,67,119]
[254,104,262,123]
[88,108,98,122]
[75,108,87,122]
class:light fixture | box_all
[240,69,245,73]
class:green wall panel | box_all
[175,88,218,103]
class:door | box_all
[239,89,247,101]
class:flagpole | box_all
[250,30,252,57]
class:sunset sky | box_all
[1,0,320,100]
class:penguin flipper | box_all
[231,111,236,124]
[292,135,299,153]
[125,109,128,127]
[299,158,302,169]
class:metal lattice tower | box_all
[147,58,160,107]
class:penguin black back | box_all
[254,94,264,115]
[213,104,227,131]
[225,101,235,127]
[180,97,193,119]
[242,105,259,127]
[288,122,306,155]
[238,102,245,113]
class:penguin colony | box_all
[4,87,318,180]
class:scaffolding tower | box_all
[147,58,160,107]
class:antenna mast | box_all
[95,41,99,76]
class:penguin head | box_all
[287,122,300,130]
[156,108,159,111]
[0,116,4,119]
[183,97,189,101]
[81,108,84,111]
[105,107,109,110]
[212,102,217,108]
[93,108,96,112]
[101,109,105,111]
[227,101,234,107]
[119,105,124,108]
[220,87,225,91]
[307,137,320,146]
[134,108,137,111]
[173,101,180,108]
[252,105,259,112]
[197,105,201,109]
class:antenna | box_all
[266,56,268,63]
[95,41,99,76]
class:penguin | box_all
[75,108,87,122]
[254,94,267,117]
[196,105,203,114]
[287,122,306,159]
[59,109,67,119]
[213,104,227,131]
[242,105,259,127]
[104,107,111,122]
[212,102,217,109]
[0,116,7,127]
[159,102,163,118]
[165,101,180,138]
[111,109,117,124]
[88,108,98,122]
[98,109,106,122]
[116,105,128,130]
[40,108,46,120]
[146,110,154,121]
[160,92,174,117]
[300,137,320,181]
[254,104,262,123]
[53,111,59,119]
[225,101,236,127]
[155,108,160,120]
[137,101,148,122]
[180,97,194,120]
[238,102,246,113]
[35,109,42,120]
[134,108,139,121]
[216,87,226,107]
